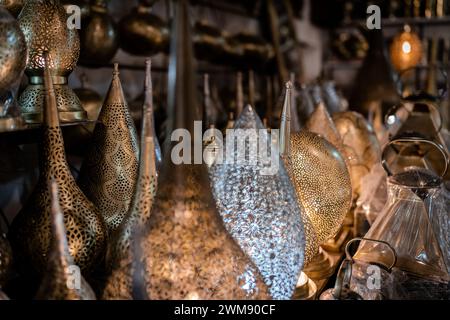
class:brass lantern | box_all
[288,131,352,246]
[390,25,422,72]
[79,0,118,65]
[209,104,306,300]
[0,6,26,131]
[138,0,270,300]
[8,52,106,280]
[102,59,158,300]
[35,181,96,300]
[17,0,87,123]
[78,64,139,234]
[333,112,381,200]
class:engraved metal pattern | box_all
[78,65,139,234]
[137,0,270,300]
[333,112,381,199]
[209,106,305,300]
[0,233,12,287]
[0,7,26,90]
[17,0,85,123]
[35,182,96,300]
[9,54,106,275]
[18,0,79,77]
[288,132,352,245]
[102,60,158,300]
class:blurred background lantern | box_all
[390,25,422,73]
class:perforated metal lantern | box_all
[333,111,381,200]
[209,105,306,300]
[288,131,352,246]
[35,181,96,300]
[138,0,270,300]
[102,60,158,300]
[78,64,139,234]
[8,52,106,277]
[17,0,87,123]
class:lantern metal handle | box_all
[381,136,449,178]
[345,237,397,272]
[384,101,444,133]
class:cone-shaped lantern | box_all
[35,181,96,300]
[78,64,139,234]
[102,59,159,300]
[139,0,270,300]
[209,104,305,299]
[9,52,106,277]
[306,103,345,154]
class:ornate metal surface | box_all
[35,181,96,300]
[79,0,118,65]
[288,131,352,246]
[138,0,270,300]
[0,233,12,287]
[78,64,139,234]
[102,60,158,300]
[209,105,305,300]
[0,7,26,91]
[17,0,86,123]
[9,53,106,275]
[333,111,381,200]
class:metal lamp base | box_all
[19,77,87,124]
[293,272,317,300]
[303,247,335,280]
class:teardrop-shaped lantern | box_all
[279,83,319,265]
[0,0,24,17]
[9,52,106,278]
[102,59,158,300]
[139,0,270,300]
[306,103,345,154]
[0,233,12,287]
[35,181,96,300]
[118,0,169,56]
[78,64,139,234]
[0,6,26,131]
[79,0,118,65]
[17,0,87,123]
[209,104,305,300]
[333,111,381,200]
[288,132,352,245]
